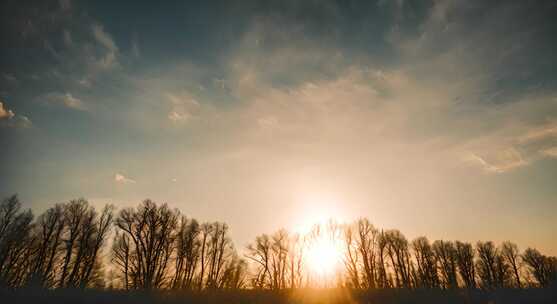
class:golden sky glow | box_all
[1,0,556,257]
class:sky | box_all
[1,0,557,255]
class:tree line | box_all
[0,195,555,290]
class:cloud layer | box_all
[1,0,557,254]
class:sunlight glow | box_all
[306,236,342,276]
[293,190,346,234]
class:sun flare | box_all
[305,236,342,276]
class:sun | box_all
[305,236,342,276]
[292,191,346,234]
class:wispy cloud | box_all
[464,149,528,174]
[540,147,557,158]
[0,101,32,128]
[518,123,557,144]
[168,111,190,123]
[166,92,200,124]
[42,92,88,111]
[3,73,17,82]
[114,173,136,184]
[91,24,119,69]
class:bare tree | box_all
[375,230,389,288]
[172,216,201,290]
[218,254,247,289]
[112,231,131,290]
[58,199,88,287]
[412,237,439,288]
[454,241,476,288]
[287,233,304,289]
[114,200,178,290]
[432,240,458,289]
[356,219,377,289]
[270,229,289,289]
[3,194,557,292]
[28,204,65,287]
[384,230,411,288]
[0,195,34,287]
[522,248,557,287]
[476,242,510,289]
[343,223,360,289]
[78,204,114,288]
[204,222,234,289]
[500,241,521,288]
[246,234,272,289]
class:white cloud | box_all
[0,102,15,119]
[0,101,32,128]
[168,111,190,122]
[91,24,119,69]
[114,173,136,184]
[92,24,117,52]
[518,123,557,144]
[61,93,86,110]
[257,116,278,129]
[78,78,92,88]
[42,92,88,111]
[541,147,557,158]
[166,92,200,124]
[17,116,32,128]
[463,149,528,174]
[167,93,200,107]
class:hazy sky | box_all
[1,0,557,254]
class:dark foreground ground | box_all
[1,287,556,304]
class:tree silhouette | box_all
[522,248,557,287]
[412,237,439,288]
[0,195,34,287]
[455,241,476,288]
[0,194,556,292]
[501,241,522,288]
[432,240,458,289]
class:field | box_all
[1,287,556,304]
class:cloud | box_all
[92,24,117,52]
[463,149,528,174]
[78,78,92,88]
[541,147,557,158]
[168,111,190,123]
[518,123,557,144]
[0,101,32,128]
[114,173,136,184]
[91,24,119,69]
[3,73,17,83]
[219,16,557,176]
[0,102,15,119]
[100,2,557,179]
[257,116,278,130]
[42,92,88,111]
[166,92,200,124]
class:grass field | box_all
[1,287,556,304]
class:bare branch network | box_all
[0,195,555,290]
